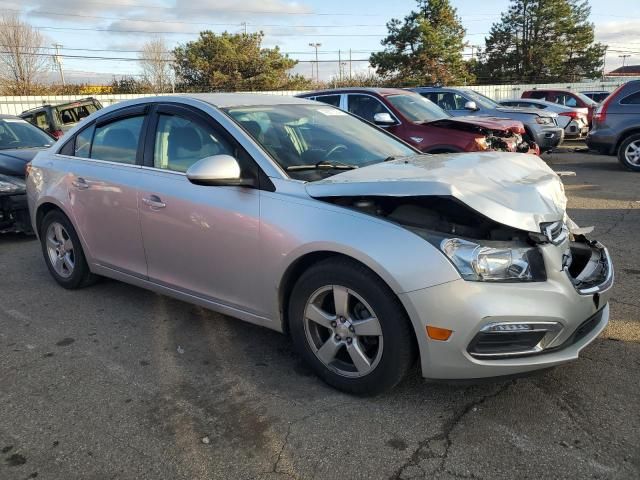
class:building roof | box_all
[607,65,640,76]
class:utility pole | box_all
[618,54,631,69]
[338,50,342,81]
[240,22,248,34]
[309,42,321,83]
[53,43,65,88]
[602,46,608,80]
[349,49,352,79]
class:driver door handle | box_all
[142,195,166,209]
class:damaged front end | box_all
[320,195,612,296]
[430,118,538,154]
[0,174,32,234]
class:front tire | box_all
[288,258,417,395]
[617,133,640,171]
[40,210,97,289]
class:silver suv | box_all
[27,94,612,394]
[410,87,565,151]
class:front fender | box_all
[259,189,461,327]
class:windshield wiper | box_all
[286,161,359,172]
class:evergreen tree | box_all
[370,0,472,85]
[479,0,606,83]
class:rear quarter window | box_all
[620,91,640,105]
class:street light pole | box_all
[619,54,631,69]
[309,42,321,83]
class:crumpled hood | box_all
[0,148,43,177]
[435,115,525,133]
[306,152,567,233]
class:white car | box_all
[499,98,590,138]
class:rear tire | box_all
[40,210,98,289]
[288,258,417,395]
[617,133,640,171]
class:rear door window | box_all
[527,91,548,100]
[57,107,78,125]
[91,116,144,164]
[314,95,341,107]
[75,125,95,158]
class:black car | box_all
[0,115,55,233]
[586,80,640,171]
[20,97,102,140]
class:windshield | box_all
[464,90,500,109]
[386,94,449,123]
[0,118,53,150]
[224,104,416,180]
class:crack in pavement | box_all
[600,201,637,236]
[389,381,515,480]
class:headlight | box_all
[473,137,490,150]
[440,238,546,282]
[535,117,553,125]
[0,181,21,193]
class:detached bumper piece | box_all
[566,240,614,295]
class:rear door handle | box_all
[72,177,89,189]
[142,195,166,209]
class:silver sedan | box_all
[26,94,613,394]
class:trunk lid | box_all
[305,152,566,233]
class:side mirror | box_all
[464,101,478,111]
[186,155,256,187]
[373,112,396,126]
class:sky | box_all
[3,0,640,84]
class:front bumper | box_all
[534,127,565,150]
[399,239,612,380]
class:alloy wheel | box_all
[45,222,75,278]
[303,285,383,378]
[624,140,640,166]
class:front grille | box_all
[468,331,547,356]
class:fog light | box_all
[426,325,453,341]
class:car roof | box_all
[0,114,24,120]
[185,93,318,108]
[299,87,409,97]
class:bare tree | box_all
[0,14,48,95]
[139,38,174,93]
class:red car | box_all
[521,89,598,124]
[298,88,538,155]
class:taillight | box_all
[594,84,624,123]
[559,111,579,119]
[51,130,64,139]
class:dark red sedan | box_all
[298,88,538,154]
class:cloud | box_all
[596,21,640,70]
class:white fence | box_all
[1,80,638,116]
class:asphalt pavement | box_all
[1,145,639,480]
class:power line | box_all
[5,8,390,28]
[6,25,389,36]
[18,0,386,16]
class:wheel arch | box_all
[278,250,412,336]
[614,128,640,154]
[35,200,69,237]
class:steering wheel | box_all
[324,144,348,160]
